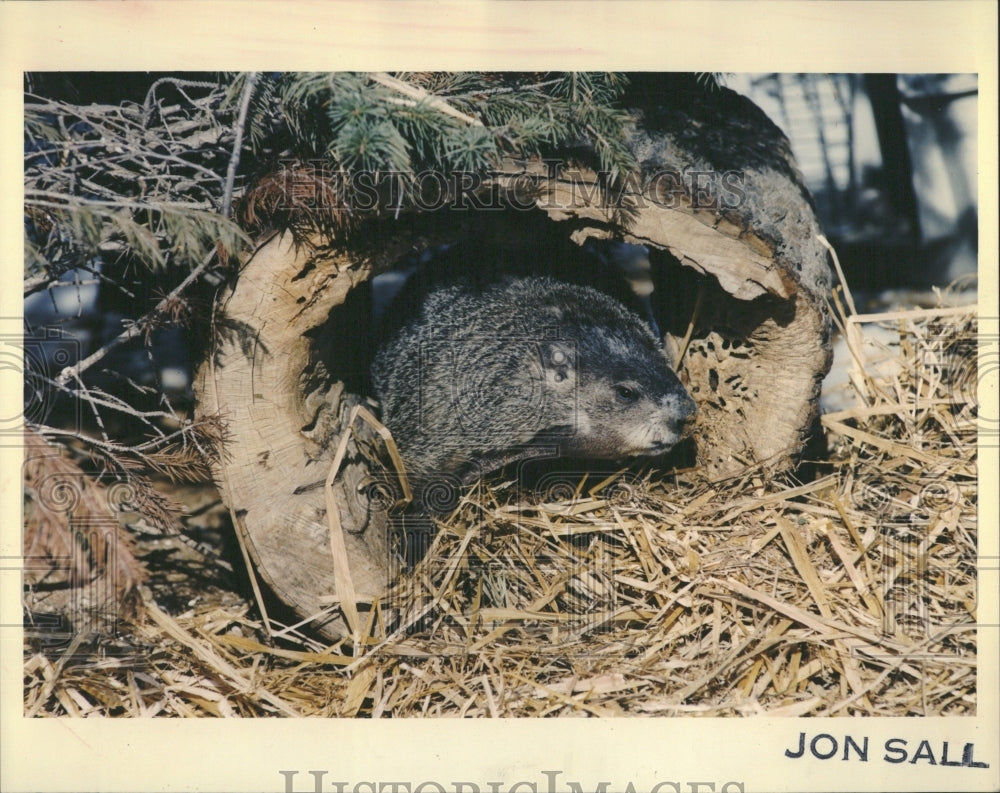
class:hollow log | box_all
[496,76,835,477]
[194,237,394,641]
[194,81,833,639]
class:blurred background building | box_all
[728,73,979,298]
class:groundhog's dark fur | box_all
[370,274,696,495]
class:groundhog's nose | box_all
[671,396,697,434]
[678,394,697,421]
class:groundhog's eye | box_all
[615,384,640,403]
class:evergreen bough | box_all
[22,71,641,515]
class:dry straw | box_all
[25,277,979,717]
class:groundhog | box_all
[369,273,696,507]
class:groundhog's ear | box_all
[541,341,576,384]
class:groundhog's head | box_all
[532,323,696,461]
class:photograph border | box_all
[2,3,997,792]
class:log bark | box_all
[628,80,834,477]
[492,77,834,477]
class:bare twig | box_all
[26,191,217,214]
[23,270,54,295]
[54,250,218,387]
[369,72,484,127]
[443,77,563,100]
[673,280,705,369]
[69,370,111,444]
[818,233,857,316]
[221,72,259,219]
[39,376,174,434]
[24,256,140,301]
[37,420,215,462]
[142,77,221,121]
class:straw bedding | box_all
[24,289,979,717]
